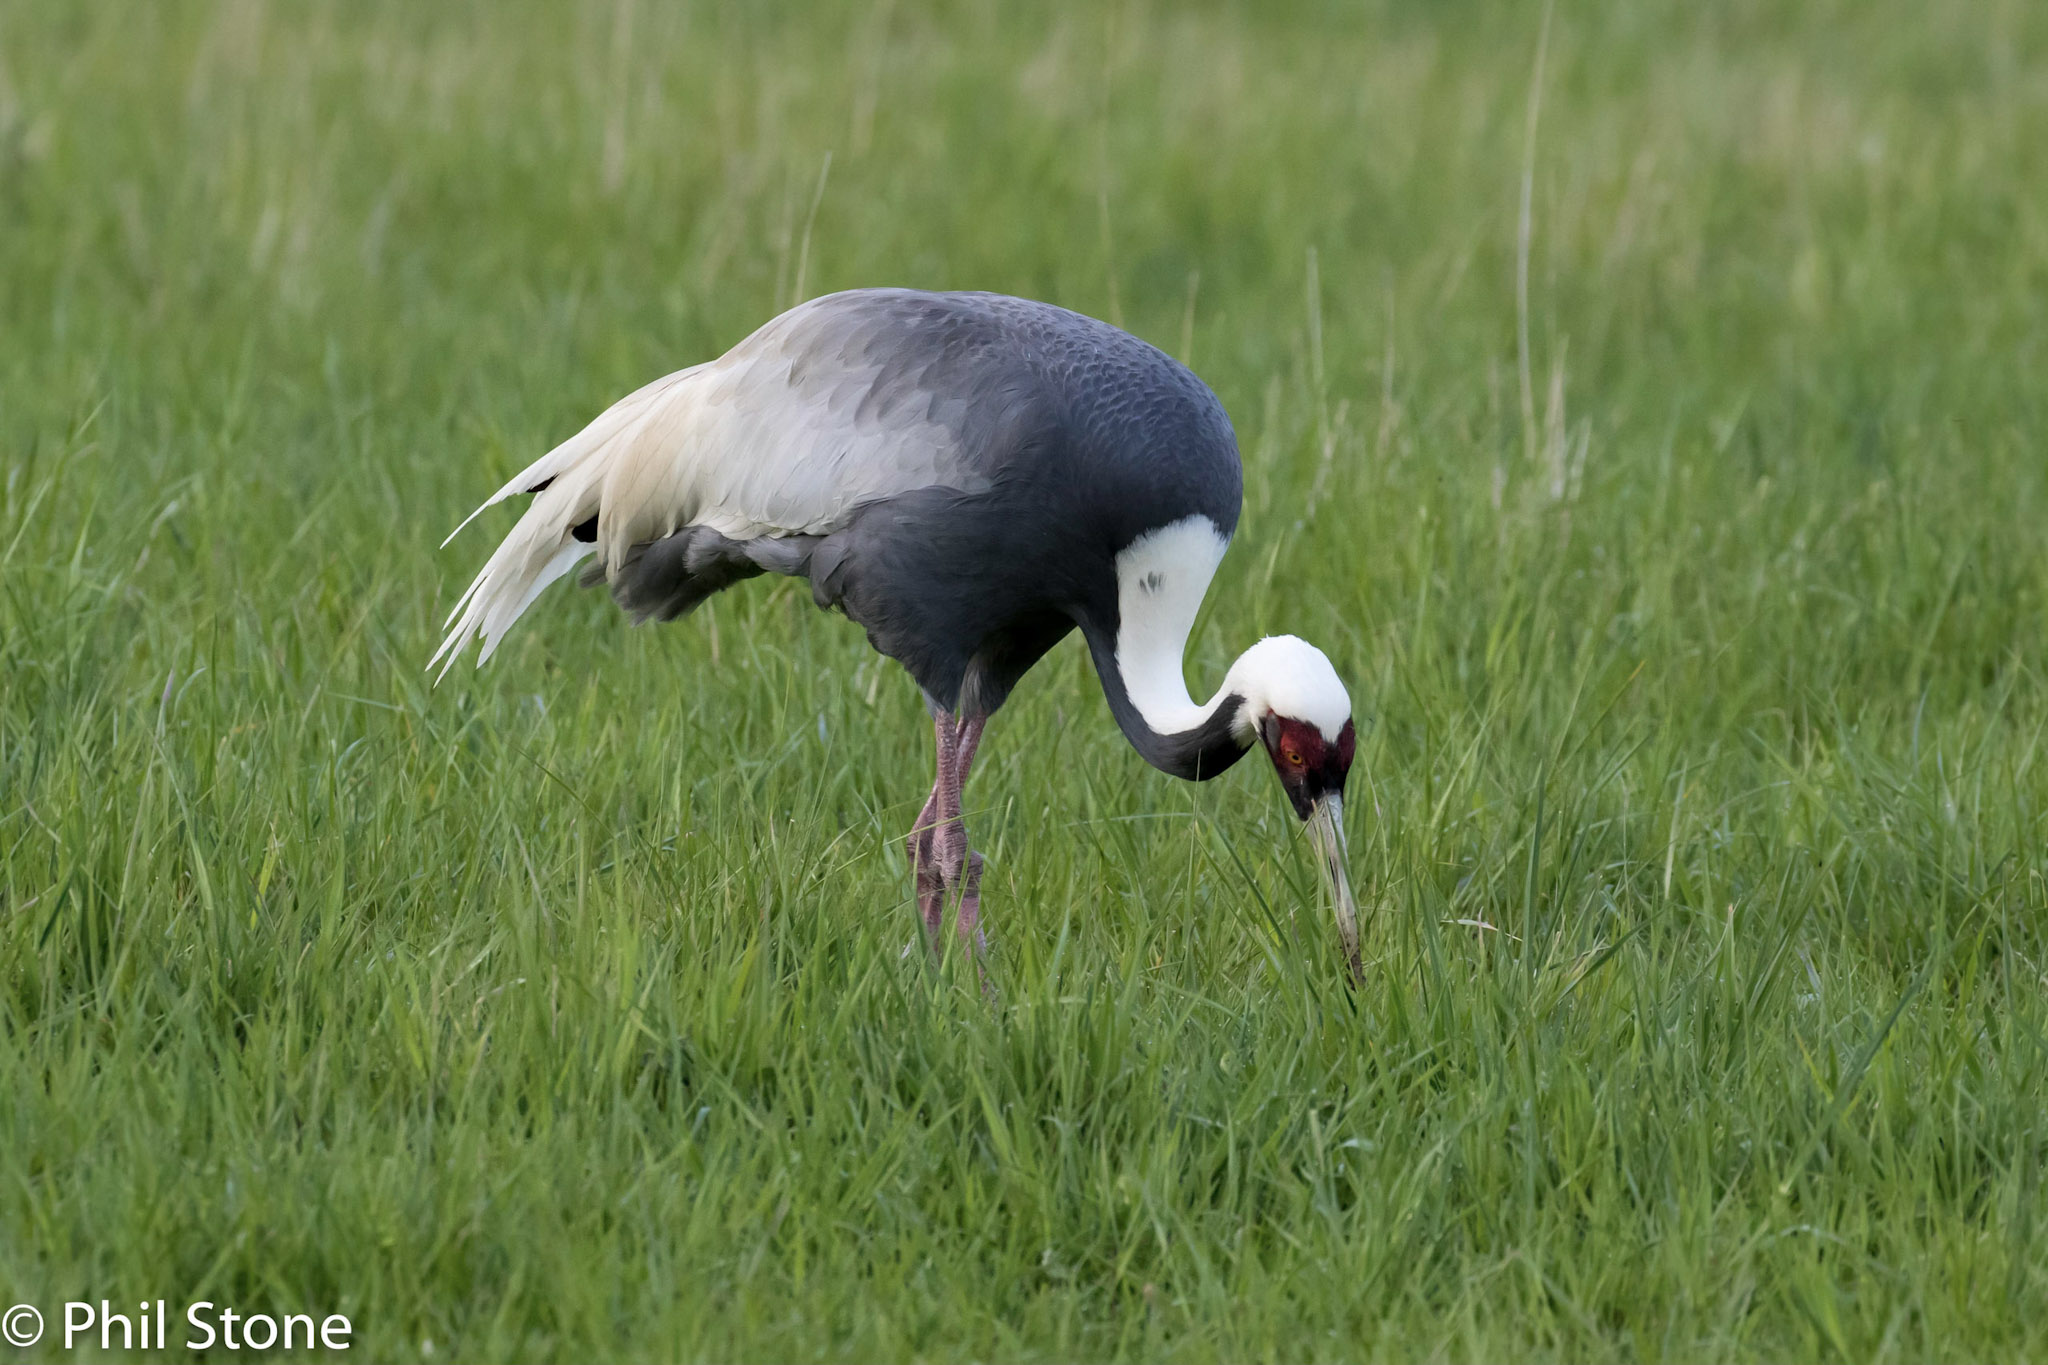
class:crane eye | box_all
[1284,749,1305,767]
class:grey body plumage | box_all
[599,290,1243,757]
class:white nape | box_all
[1112,516,1352,743]
[1112,516,1233,736]
[1218,634,1352,741]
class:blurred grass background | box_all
[2,0,2046,1359]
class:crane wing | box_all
[432,291,1004,675]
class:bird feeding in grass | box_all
[434,289,1363,976]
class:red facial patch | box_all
[1269,717,1332,773]
[1263,715,1355,805]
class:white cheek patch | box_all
[1112,516,1231,735]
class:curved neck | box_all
[1085,622,1252,780]
[1083,515,1255,781]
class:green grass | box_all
[4,0,2047,1359]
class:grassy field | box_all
[4,0,2047,1359]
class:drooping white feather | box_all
[438,366,703,550]
[432,292,995,677]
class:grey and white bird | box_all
[434,289,1362,975]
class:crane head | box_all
[1257,709,1361,978]
[1258,712,1356,820]
[1228,636,1364,979]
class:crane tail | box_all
[429,510,594,681]
[431,365,709,678]
[436,363,707,550]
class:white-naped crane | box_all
[435,289,1362,976]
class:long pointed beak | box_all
[1306,795,1363,982]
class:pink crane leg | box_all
[909,711,959,943]
[907,707,990,954]
[949,714,988,949]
